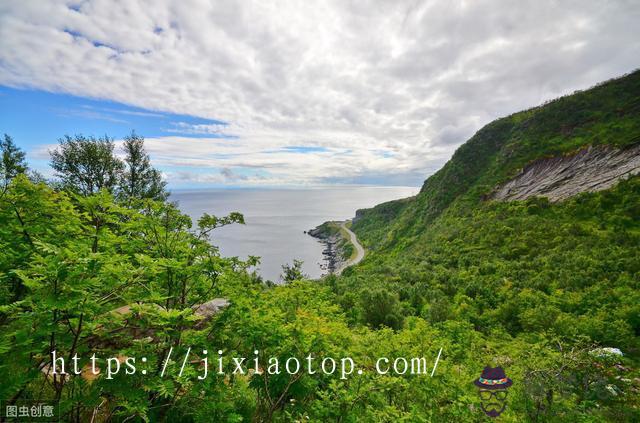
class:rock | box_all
[192,298,231,318]
[590,347,624,358]
[306,223,347,276]
[353,209,364,224]
[39,362,70,382]
[109,303,165,316]
[307,227,324,238]
[492,144,640,202]
[192,298,230,319]
[192,298,230,327]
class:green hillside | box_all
[353,70,640,251]
[333,70,640,420]
[2,71,639,422]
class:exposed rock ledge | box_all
[306,223,345,275]
[491,144,640,202]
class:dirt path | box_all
[335,220,365,275]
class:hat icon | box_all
[473,366,513,390]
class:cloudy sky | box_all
[1,0,639,188]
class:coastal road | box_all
[336,220,365,275]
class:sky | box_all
[1,0,639,188]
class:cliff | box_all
[492,143,640,202]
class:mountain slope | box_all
[352,70,640,251]
[327,71,640,420]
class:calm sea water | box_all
[171,186,418,282]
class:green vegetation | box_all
[120,132,168,202]
[312,221,356,261]
[341,222,357,262]
[1,134,28,186]
[1,70,639,421]
[50,132,167,200]
[354,69,640,249]
[343,69,640,419]
[312,220,342,237]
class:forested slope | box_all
[328,70,640,420]
[353,69,640,250]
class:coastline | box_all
[306,220,364,276]
[307,222,346,274]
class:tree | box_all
[50,135,124,195]
[1,134,28,186]
[360,288,403,329]
[120,132,167,201]
[280,259,307,283]
[0,176,250,420]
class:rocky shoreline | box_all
[306,224,346,275]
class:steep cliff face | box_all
[491,143,640,202]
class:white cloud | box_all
[1,0,639,186]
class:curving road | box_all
[335,220,365,275]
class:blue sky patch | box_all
[281,146,329,154]
[0,86,233,153]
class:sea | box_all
[170,186,418,282]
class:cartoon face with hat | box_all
[474,366,513,417]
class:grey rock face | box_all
[193,298,230,319]
[492,144,640,202]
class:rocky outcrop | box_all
[491,144,640,202]
[307,223,345,275]
[192,298,230,327]
[93,299,229,345]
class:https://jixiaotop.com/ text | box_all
[47,347,443,381]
